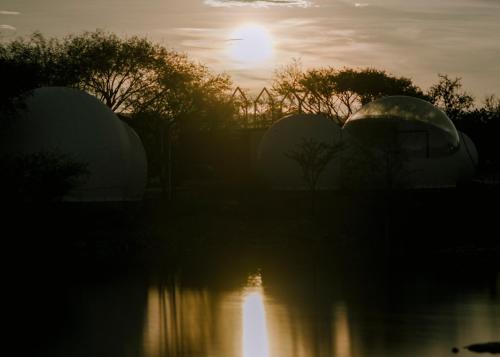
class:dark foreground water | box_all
[37,249,499,357]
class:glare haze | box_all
[1,0,499,98]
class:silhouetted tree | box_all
[338,68,427,105]
[1,31,236,197]
[0,33,74,127]
[0,58,37,127]
[428,74,474,120]
[285,138,343,213]
[483,94,500,116]
[60,31,191,113]
[0,151,88,203]
[342,131,411,191]
[451,94,500,174]
[272,61,426,123]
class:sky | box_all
[1,0,500,99]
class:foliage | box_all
[452,98,500,173]
[483,94,500,116]
[272,61,426,123]
[336,68,426,105]
[427,74,474,120]
[61,30,232,120]
[285,138,343,192]
[62,31,234,191]
[1,31,236,193]
[341,127,412,191]
[0,151,89,202]
[0,58,33,127]
[62,31,170,112]
[0,32,75,87]
[0,33,68,125]
[1,30,235,121]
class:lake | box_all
[41,247,500,357]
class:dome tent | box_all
[257,113,343,190]
[342,96,477,188]
[0,87,147,201]
[344,96,460,157]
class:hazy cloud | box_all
[354,3,369,7]
[204,0,313,8]
[0,10,20,15]
[0,24,16,30]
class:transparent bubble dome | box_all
[344,96,460,155]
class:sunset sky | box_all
[1,0,499,98]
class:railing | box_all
[230,86,333,129]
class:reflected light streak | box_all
[142,286,215,357]
[243,273,269,357]
[143,287,161,357]
[334,302,352,357]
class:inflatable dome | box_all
[258,113,343,190]
[342,96,477,188]
[344,96,460,157]
[0,87,147,201]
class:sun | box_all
[228,24,273,65]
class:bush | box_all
[0,151,89,202]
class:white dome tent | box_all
[342,96,477,188]
[0,87,147,201]
[257,113,343,190]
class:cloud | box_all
[204,0,313,8]
[354,3,369,7]
[0,24,16,30]
[0,10,20,15]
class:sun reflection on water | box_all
[334,302,352,357]
[243,272,270,357]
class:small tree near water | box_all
[0,151,89,203]
[285,138,343,214]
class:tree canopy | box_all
[428,74,474,120]
[272,60,426,123]
[1,31,234,127]
[0,33,65,123]
[2,33,500,186]
[0,31,236,193]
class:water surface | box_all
[48,254,500,357]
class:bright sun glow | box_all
[242,272,269,357]
[228,24,273,65]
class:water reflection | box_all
[333,303,352,357]
[141,272,357,357]
[242,273,269,357]
[142,272,271,357]
[139,270,500,357]
[142,284,220,357]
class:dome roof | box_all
[344,96,460,156]
[0,87,147,201]
[258,113,343,190]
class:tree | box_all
[285,138,343,213]
[337,68,426,105]
[62,31,191,113]
[483,94,500,116]
[272,62,426,123]
[0,33,73,127]
[0,57,37,127]
[341,132,411,191]
[0,150,88,203]
[452,94,500,174]
[124,55,233,196]
[428,74,474,120]
[1,31,236,197]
